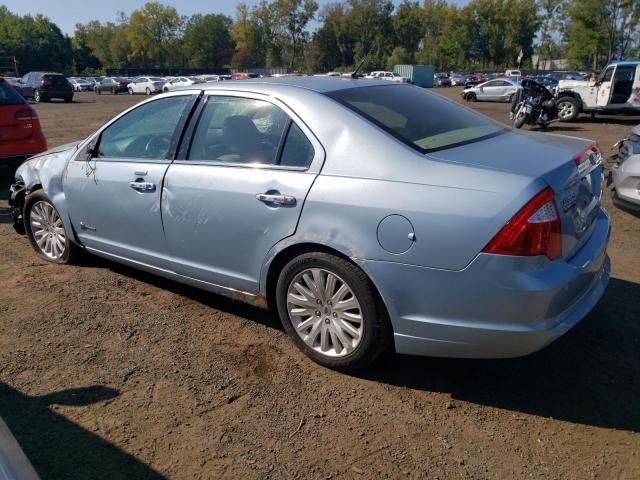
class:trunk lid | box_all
[429,129,604,260]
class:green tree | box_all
[0,6,73,73]
[127,2,183,68]
[273,0,318,69]
[183,14,234,69]
[393,1,424,55]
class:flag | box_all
[516,48,523,65]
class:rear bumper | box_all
[357,208,611,358]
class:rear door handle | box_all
[129,181,156,192]
[255,193,296,206]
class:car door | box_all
[162,92,324,293]
[596,66,615,107]
[63,93,198,269]
[480,81,499,100]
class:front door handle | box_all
[256,192,296,206]
[129,180,156,192]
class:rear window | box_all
[43,74,67,85]
[327,85,505,152]
[0,80,25,105]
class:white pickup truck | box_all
[556,61,640,121]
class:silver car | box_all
[9,78,611,370]
[463,78,521,102]
[610,124,640,215]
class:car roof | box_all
[199,76,393,94]
[609,61,639,67]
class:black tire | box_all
[510,89,522,113]
[23,190,79,265]
[145,87,151,96]
[508,93,515,104]
[275,252,390,370]
[128,87,134,95]
[64,96,72,103]
[97,89,101,95]
[557,96,580,122]
[467,92,476,102]
[112,87,116,95]
[514,111,528,129]
[163,87,169,93]
[34,90,41,102]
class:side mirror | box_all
[86,138,99,159]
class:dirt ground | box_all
[0,89,639,480]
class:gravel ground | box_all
[0,89,638,480]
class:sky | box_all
[2,0,470,36]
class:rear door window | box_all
[187,96,289,165]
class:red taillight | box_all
[15,108,37,121]
[40,80,52,88]
[483,187,562,260]
[573,143,601,167]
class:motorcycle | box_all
[510,79,559,129]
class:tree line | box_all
[0,0,639,76]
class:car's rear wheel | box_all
[24,191,79,264]
[276,252,390,370]
[64,96,72,103]
[96,89,101,95]
[145,87,151,95]
[557,97,579,122]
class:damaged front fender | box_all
[9,143,81,242]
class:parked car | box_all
[69,78,92,92]
[609,124,640,215]
[0,77,47,170]
[127,76,165,95]
[9,78,610,370]
[505,69,522,77]
[163,76,203,92]
[95,77,129,95]
[232,72,261,80]
[528,76,559,89]
[555,61,640,121]
[19,72,73,103]
[365,71,408,83]
[449,73,465,86]
[463,74,486,88]
[434,74,452,87]
[462,78,521,102]
[198,75,223,82]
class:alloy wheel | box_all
[29,201,66,260]
[558,101,574,120]
[286,268,363,357]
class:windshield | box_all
[326,85,506,153]
[150,77,163,82]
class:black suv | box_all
[20,72,73,103]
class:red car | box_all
[0,77,47,170]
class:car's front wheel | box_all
[24,191,79,264]
[128,87,133,95]
[276,252,390,370]
[145,87,151,95]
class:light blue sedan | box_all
[9,78,611,369]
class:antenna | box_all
[351,43,376,79]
